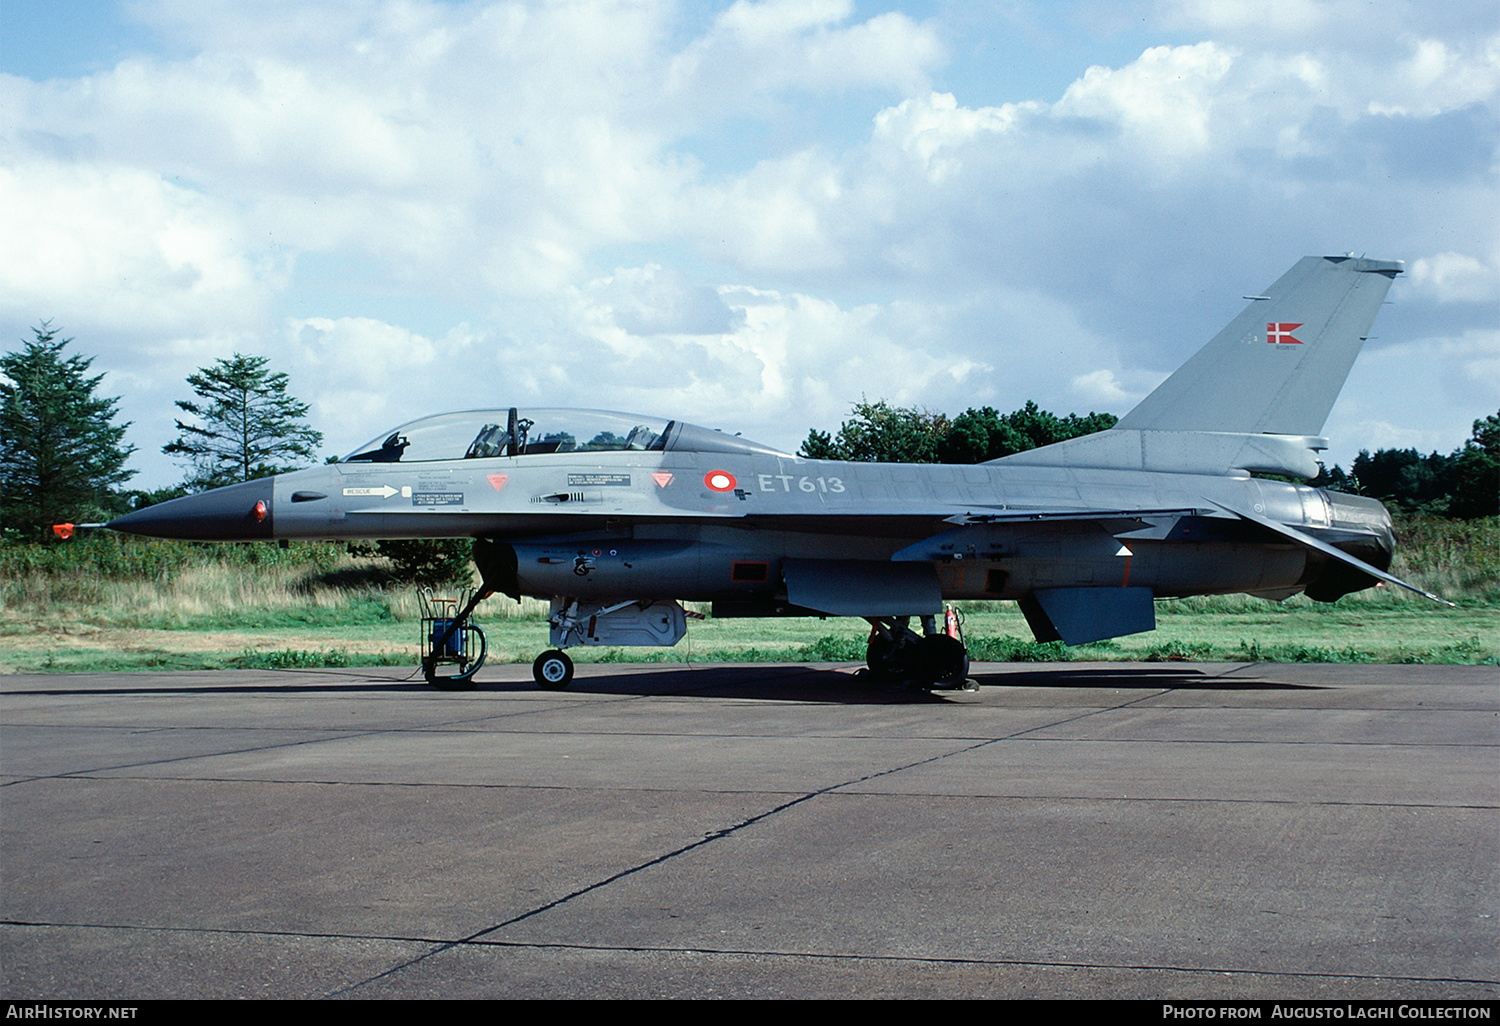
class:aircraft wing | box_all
[339,501,1208,535]
[938,507,1207,526]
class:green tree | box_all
[376,539,475,588]
[937,402,1118,463]
[164,354,323,490]
[1349,447,1462,516]
[0,324,136,540]
[800,399,950,463]
[801,399,1117,464]
[1448,411,1499,519]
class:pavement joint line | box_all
[0,668,778,783]
[6,920,1494,991]
[0,725,441,784]
[5,664,1496,998]
[988,685,1176,741]
[6,773,1494,809]
[326,683,1179,996]
[449,939,1500,989]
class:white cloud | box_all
[716,0,852,43]
[1407,253,1500,303]
[1326,330,1500,467]
[0,159,279,335]
[587,265,738,336]
[872,92,1036,182]
[669,0,943,102]
[2,1,1495,486]
[1054,42,1235,156]
[1158,0,1332,38]
[1070,369,1150,410]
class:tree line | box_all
[801,399,1120,464]
[803,398,1499,519]
[2,323,1496,547]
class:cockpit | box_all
[342,408,789,463]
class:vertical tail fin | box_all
[1116,256,1402,436]
[993,256,1404,477]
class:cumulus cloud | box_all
[1054,42,1236,157]
[1407,253,1500,303]
[0,0,1494,485]
[0,159,280,336]
[669,0,943,105]
[587,265,739,337]
[282,316,464,447]
[1328,329,1500,465]
[1070,369,1152,410]
[872,92,1036,182]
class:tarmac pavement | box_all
[2,660,1496,999]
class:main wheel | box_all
[913,633,968,686]
[533,649,574,689]
[866,628,919,679]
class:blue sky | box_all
[2,0,1496,488]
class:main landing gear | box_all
[863,611,974,690]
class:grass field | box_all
[0,518,1495,673]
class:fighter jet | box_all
[107,255,1444,688]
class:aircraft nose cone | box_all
[108,478,275,541]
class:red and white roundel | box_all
[703,470,737,492]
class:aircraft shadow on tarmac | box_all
[6,662,1320,704]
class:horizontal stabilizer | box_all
[1020,587,1157,646]
[1203,499,1452,605]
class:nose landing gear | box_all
[533,649,575,689]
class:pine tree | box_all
[0,324,136,540]
[164,354,323,490]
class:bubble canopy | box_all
[341,408,788,464]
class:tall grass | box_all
[0,517,1492,664]
[0,535,568,632]
[1389,515,1499,603]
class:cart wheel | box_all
[450,624,487,684]
[533,649,574,689]
[423,624,487,692]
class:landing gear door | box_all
[783,559,943,617]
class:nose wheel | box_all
[533,649,575,689]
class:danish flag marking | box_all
[1268,322,1305,345]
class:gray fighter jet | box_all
[108,255,1444,688]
